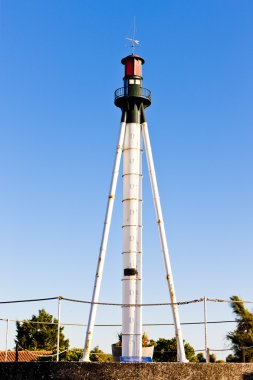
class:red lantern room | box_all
[121,54,145,78]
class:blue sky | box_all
[0,0,252,360]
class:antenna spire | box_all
[126,16,140,53]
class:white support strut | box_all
[141,122,188,363]
[81,120,126,362]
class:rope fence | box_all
[1,295,252,363]
[0,318,243,327]
[1,295,253,306]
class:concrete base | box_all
[1,362,253,380]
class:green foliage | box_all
[196,353,206,362]
[52,346,112,362]
[142,332,154,347]
[226,296,253,363]
[64,348,83,361]
[114,332,155,347]
[16,309,69,352]
[226,354,237,363]
[90,346,113,362]
[114,333,122,346]
[196,352,217,363]
[209,353,217,363]
[153,337,197,362]
[114,334,197,362]
[184,342,198,362]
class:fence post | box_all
[56,296,62,362]
[207,347,210,363]
[204,296,209,363]
[242,347,246,363]
[4,319,9,362]
[15,343,19,362]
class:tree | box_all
[64,348,83,361]
[196,352,217,363]
[16,309,69,352]
[226,354,236,363]
[153,337,197,362]
[63,346,112,362]
[209,353,217,363]
[90,346,113,362]
[226,295,253,363]
[196,353,206,362]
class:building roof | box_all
[0,350,52,362]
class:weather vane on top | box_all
[126,16,140,54]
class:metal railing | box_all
[114,87,151,102]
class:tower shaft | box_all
[122,121,142,358]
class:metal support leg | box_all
[81,119,126,361]
[141,122,187,363]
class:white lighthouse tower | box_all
[81,52,187,363]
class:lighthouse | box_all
[81,53,187,363]
[114,54,150,360]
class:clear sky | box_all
[0,0,252,360]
